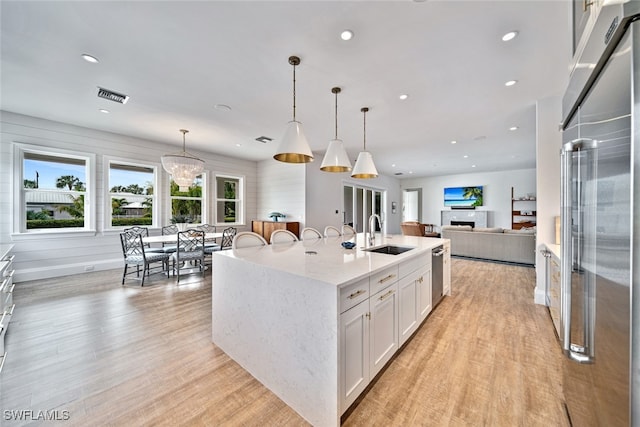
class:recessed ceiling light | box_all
[214,104,232,111]
[505,80,518,87]
[340,30,354,41]
[471,165,476,168]
[509,126,519,131]
[463,155,469,158]
[392,164,396,167]
[450,140,457,144]
[99,109,109,114]
[399,94,409,100]
[81,54,99,63]
[409,171,413,174]
[236,143,242,147]
[502,31,519,42]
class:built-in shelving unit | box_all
[511,187,536,230]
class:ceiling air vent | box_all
[394,172,404,176]
[97,87,129,104]
[255,136,273,143]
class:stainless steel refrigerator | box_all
[560,3,639,426]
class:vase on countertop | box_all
[176,223,188,232]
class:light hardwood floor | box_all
[1,258,568,426]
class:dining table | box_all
[142,232,223,245]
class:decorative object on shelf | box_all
[161,129,204,192]
[320,87,351,172]
[268,212,286,222]
[274,56,314,164]
[511,187,536,230]
[341,241,356,249]
[351,107,378,179]
[170,214,193,231]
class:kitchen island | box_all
[212,234,449,426]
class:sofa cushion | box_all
[504,228,536,235]
[441,225,473,232]
[473,227,503,233]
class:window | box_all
[215,175,243,225]
[15,145,95,233]
[108,161,157,228]
[169,174,205,224]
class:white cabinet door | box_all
[399,272,419,346]
[369,282,399,378]
[443,240,451,296]
[417,267,432,322]
[340,299,370,413]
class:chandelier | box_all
[161,129,205,191]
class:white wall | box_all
[401,169,536,230]
[1,111,258,282]
[534,96,562,303]
[304,160,402,235]
[536,96,562,246]
[256,159,306,226]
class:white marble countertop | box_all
[215,234,446,287]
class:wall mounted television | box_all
[444,186,483,207]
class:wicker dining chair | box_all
[119,230,171,286]
[171,229,206,283]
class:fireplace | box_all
[441,210,488,228]
[451,220,474,227]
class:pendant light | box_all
[351,107,378,179]
[161,129,205,192]
[274,56,314,163]
[320,87,352,172]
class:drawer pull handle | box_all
[378,274,396,284]
[348,289,366,299]
[379,289,395,301]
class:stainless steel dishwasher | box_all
[432,245,444,308]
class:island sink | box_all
[363,245,414,255]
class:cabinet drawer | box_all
[340,278,370,314]
[1,270,13,292]
[3,284,14,313]
[370,265,399,295]
[399,255,429,279]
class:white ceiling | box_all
[0,0,571,178]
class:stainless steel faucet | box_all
[368,214,382,247]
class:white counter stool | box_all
[301,227,323,240]
[324,226,341,237]
[270,229,299,244]
[341,224,356,237]
[232,232,268,249]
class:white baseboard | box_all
[533,286,547,305]
[14,258,122,282]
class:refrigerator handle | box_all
[561,137,597,364]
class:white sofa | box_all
[441,225,536,265]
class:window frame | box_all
[168,171,208,225]
[12,143,96,238]
[214,173,245,226]
[105,157,160,230]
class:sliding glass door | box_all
[344,184,384,233]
